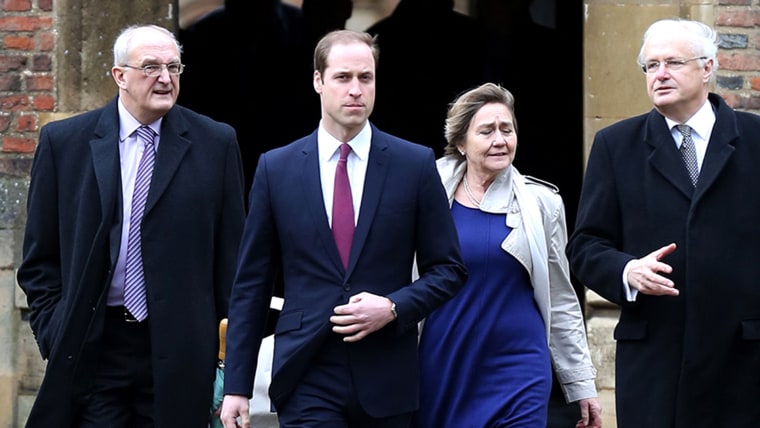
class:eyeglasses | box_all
[122,62,185,77]
[641,57,707,74]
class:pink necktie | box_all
[124,125,155,321]
[332,143,354,269]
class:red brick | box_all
[32,94,54,111]
[38,0,52,11]
[4,35,35,50]
[0,55,27,72]
[31,54,51,71]
[4,0,32,12]
[16,114,34,132]
[0,73,21,91]
[0,15,52,31]
[716,52,760,71]
[2,136,36,153]
[39,31,54,51]
[26,75,52,91]
[0,94,29,111]
[0,115,9,132]
[715,10,760,27]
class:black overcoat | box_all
[17,97,246,427]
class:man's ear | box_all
[313,71,323,94]
[112,66,127,89]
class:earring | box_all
[459,150,465,156]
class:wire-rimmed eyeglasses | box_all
[122,62,185,77]
[641,57,707,74]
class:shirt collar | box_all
[117,98,162,143]
[317,121,372,161]
[664,99,715,141]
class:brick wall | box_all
[1,0,54,156]
[716,3,760,109]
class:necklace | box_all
[462,176,481,208]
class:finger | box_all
[240,413,251,428]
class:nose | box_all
[156,65,173,82]
[348,78,362,96]
[654,63,670,78]
[492,132,507,146]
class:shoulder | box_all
[521,174,563,213]
[371,124,434,159]
[174,104,234,132]
[524,175,559,194]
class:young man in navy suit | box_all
[220,29,466,427]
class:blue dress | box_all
[416,200,551,428]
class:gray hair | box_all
[637,18,719,80]
[113,24,182,66]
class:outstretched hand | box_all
[626,243,679,296]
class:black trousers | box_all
[76,306,153,428]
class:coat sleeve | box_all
[17,126,63,359]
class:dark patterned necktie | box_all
[124,125,155,321]
[332,143,354,269]
[677,124,699,186]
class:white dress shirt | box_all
[317,121,371,227]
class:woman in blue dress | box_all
[416,83,602,428]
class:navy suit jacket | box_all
[224,124,466,417]
[17,97,246,428]
[567,93,760,427]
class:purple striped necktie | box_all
[124,125,155,322]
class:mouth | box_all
[654,85,674,93]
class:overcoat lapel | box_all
[145,107,191,214]
[90,101,123,267]
[646,110,699,198]
[693,96,737,201]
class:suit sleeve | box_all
[388,148,467,332]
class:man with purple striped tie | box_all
[17,24,246,428]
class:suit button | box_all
[343,283,350,291]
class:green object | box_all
[209,363,224,428]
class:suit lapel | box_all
[298,135,346,271]
[348,135,390,274]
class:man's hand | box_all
[220,394,250,428]
[627,243,679,296]
[330,292,395,342]
[576,397,602,428]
